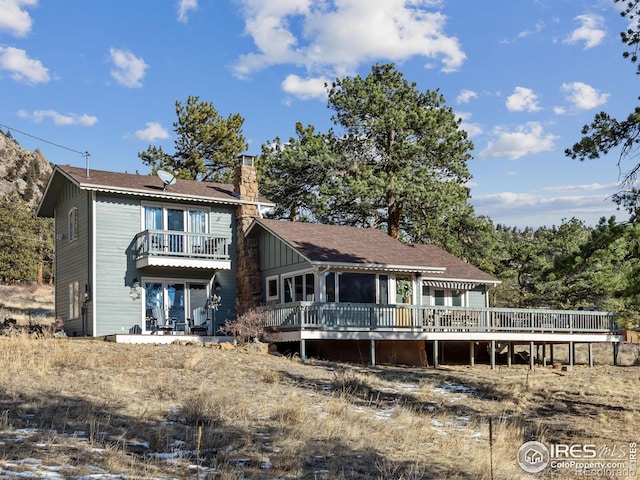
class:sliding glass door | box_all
[143,279,209,334]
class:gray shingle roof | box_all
[38,164,274,216]
[252,218,499,283]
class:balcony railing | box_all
[261,302,619,334]
[134,230,231,261]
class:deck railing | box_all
[134,230,231,261]
[260,302,619,334]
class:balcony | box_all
[134,230,232,270]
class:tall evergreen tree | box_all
[326,64,474,241]
[139,95,247,182]
[565,0,640,219]
[0,193,38,283]
[259,123,339,221]
[260,64,476,256]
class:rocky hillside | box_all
[0,129,52,207]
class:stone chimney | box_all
[234,155,262,316]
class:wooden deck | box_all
[261,302,623,367]
[262,302,619,335]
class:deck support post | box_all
[507,342,512,368]
[300,339,306,363]
[613,343,619,366]
[529,342,535,371]
[469,342,475,367]
[550,344,554,365]
[588,343,593,368]
[542,343,547,367]
[370,339,376,367]
[490,340,496,370]
[569,342,574,367]
[433,340,439,369]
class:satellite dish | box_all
[157,170,177,190]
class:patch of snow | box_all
[127,441,150,449]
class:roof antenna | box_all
[84,151,91,178]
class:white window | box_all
[68,208,78,242]
[143,204,209,233]
[283,272,315,303]
[266,276,279,302]
[429,288,465,307]
[143,203,209,254]
[68,281,79,319]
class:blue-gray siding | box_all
[54,182,91,336]
[92,198,239,335]
[468,286,487,308]
[94,195,141,336]
[257,228,309,278]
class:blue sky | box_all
[0,0,637,228]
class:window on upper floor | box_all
[68,208,78,242]
[143,204,209,233]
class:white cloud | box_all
[553,106,566,115]
[456,112,482,137]
[281,74,329,100]
[232,0,466,79]
[135,122,170,141]
[472,188,618,228]
[177,0,197,23]
[506,87,541,112]
[561,81,609,110]
[501,21,545,44]
[109,48,148,88]
[0,46,48,84]
[540,182,618,193]
[456,89,477,104]
[517,21,544,39]
[564,14,606,49]
[18,109,97,126]
[479,122,558,160]
[0,0,37,37]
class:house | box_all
[37,156,273,338]
[37,158,621,367]
[247,218,501,364]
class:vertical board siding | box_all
[257,229,308,274]
[55,182,89,336]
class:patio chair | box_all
[152,305,174,335]
[189,307,209,335]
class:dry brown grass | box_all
[0,285,639,479]
[0,335,638,479]
[0,283,55,325]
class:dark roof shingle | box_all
[252,218,499,283]
[55,165,274,204]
